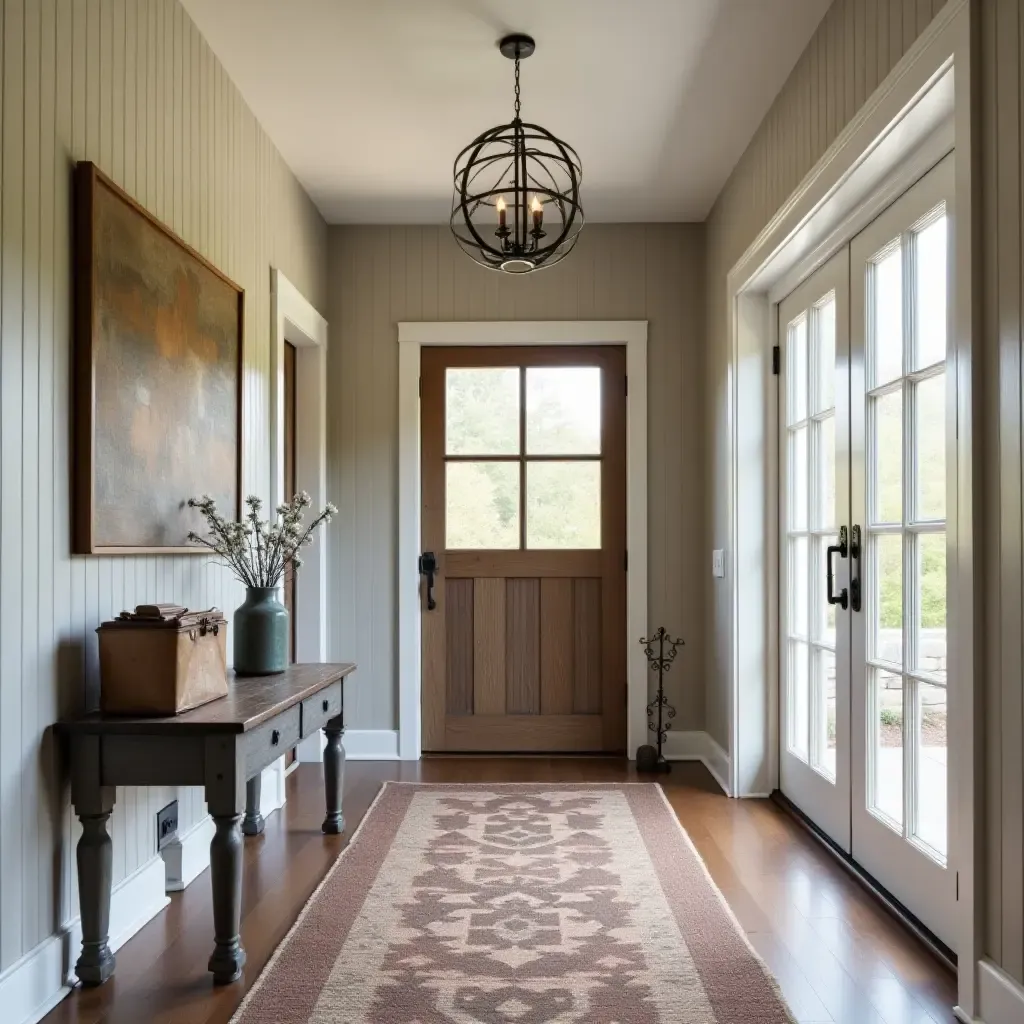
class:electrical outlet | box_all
[157,800,178,852]
[712,549,725,578]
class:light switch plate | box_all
[712,549,725,578]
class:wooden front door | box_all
[420,346,626,753]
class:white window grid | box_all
[785,293,839,781]
[863,204,948,865]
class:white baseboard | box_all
[0,935,69,1024]
[295,731,326,763]
[296,729,400,762]
[4,854,171,1024]
[260,758,287,817]
[661,731,732,796]
[162,815,215,893]
[64,855,170,978]
[977,958,1024,1024]
[341,729,400,760]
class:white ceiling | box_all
[181,0,830,224]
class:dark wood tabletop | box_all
[55,662,356,736]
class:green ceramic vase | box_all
[233,586,288,675]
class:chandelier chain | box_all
[514,57,521,120]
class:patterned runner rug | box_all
[231,783,794,1023]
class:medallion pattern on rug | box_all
[311,790,713,1023]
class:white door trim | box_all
[396,320,649,763]
[270,268,330,762]
[722,0,979,1012]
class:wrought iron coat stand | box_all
[636,627,683,773]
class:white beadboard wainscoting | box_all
[0,1,327,1020]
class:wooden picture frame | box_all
[73,161,244,555]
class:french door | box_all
[779,153,956,947]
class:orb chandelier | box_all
[450,34,584,274]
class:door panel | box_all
[850,153,955,947]
[421,346,626,753]
[779,247,852,851]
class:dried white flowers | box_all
[187,492,337,589]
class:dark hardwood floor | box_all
[43,759,958,1024]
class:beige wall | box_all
[705,0,1024,987]
[326,224,707,738]
[0,0,326,972]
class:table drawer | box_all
[243,705,300,778]
[300,681,342,738]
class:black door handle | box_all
[826,526,849,611]
[419,551,437,611]
[850,525,862,612]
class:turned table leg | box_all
[70,736,116,986]
[242,774,265,836]
[207,813,246,983]
[204,736,246,984]
[322,714,345,835]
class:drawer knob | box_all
[271,729,280,746]
[322,699,329,712]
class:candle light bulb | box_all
[531,195,543,231]
[496,196,507,231]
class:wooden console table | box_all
[56,662,355,986]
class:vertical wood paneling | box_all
[327,224,705,735]
[445,578,474,716]
[540,579,574,715]
[473,578,506,716]
[0,0,326,972]
[506,578,540,715]
[573,578,602,714]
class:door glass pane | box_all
[790,641,810,761]
[872,389,903,524]
[812,647,837,781]
[812,536,837,646]
[915,215,947,370]
[446,368,520,455]
[872,244,903,387]
[788,316,808,423]
[915,373,946,521]
[872,669,904,826]
[791,537,809,638]
[790,427,808,530]
[917,533,947,682]
[874,534,903,665]
[526,462,600,549]
[815,296,836,412]
[525,367,601,454]
[915,681,948,858]
[446,462,519,549]
[815,414,835,529]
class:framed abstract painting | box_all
[73,161,243,554]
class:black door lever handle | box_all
[826,526,849,611]
[419,551,437,611]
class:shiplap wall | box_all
[326,224,706,736]
[0,0,326,974]
[705,0,1024,987]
